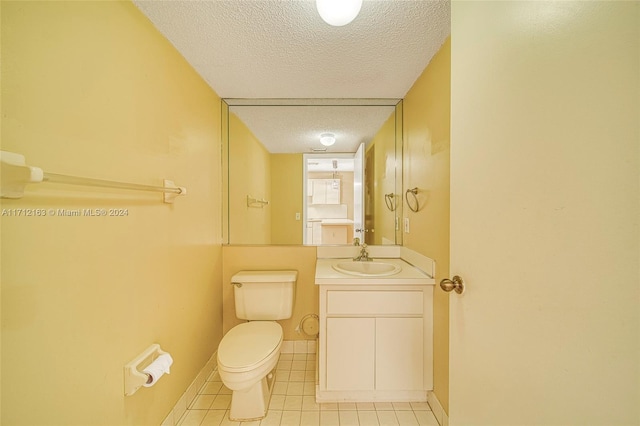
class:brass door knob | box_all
[440,275,465,294]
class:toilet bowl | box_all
[218,321,283,391]
[217,270,297,421]
[217,321,283,421]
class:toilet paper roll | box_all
[142,353,173,387]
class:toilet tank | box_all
[232,270,298,320]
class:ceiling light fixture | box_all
[320,133,336,146]
[316,0,363,27]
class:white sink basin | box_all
[332,261,402,277]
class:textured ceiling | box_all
[229,103,396,153]
[133,0,451,152]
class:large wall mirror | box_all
[222,99,403,246]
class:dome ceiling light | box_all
[320,133,336,146]
[316,0,363,27]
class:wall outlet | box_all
[404,217,410,233]
[295,212,301,221]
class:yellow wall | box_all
[0,2,223,425]
[394,100,404,246]
[228,112,272,244]
[271,154,303,245]
[222,246,318,341]
[402,38,451,412]
[368,112,397,245]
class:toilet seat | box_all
[218,321,282,373]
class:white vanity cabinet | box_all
[317,284,433,402]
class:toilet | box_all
[217,270,297,422]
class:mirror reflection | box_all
[222,99,403,246]
[304,153,359,245]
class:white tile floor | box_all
[177,351,439,426]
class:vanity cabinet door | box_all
[375,317,424,390]
[326,317,375,390]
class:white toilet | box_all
[217,270,297,422]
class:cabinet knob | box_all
[440,276,465,294]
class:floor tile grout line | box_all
[180,362,436,426]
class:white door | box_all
[449,2,639,425]
[353,143,364,242]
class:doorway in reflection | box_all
[303,147,363,246]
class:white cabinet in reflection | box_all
[309,179,340,205]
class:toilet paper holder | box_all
[124,343,170,396]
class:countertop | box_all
[315,257,435,285]
[308,218,354,225]
[319,219,354,225]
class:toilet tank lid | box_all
[231,270,298,283]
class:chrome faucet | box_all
[354,243,372,262]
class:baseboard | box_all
[316,389,427,403]
[427,391,449,426]
[161,350,218,426]
[280,339,317,354]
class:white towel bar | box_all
[247,195,269,208]
[0,151,186,203]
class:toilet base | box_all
[229,368,276,422]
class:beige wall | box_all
[222,246,318,341]
[228,112,271,244]
[402,38,451,412]
[271,154,303,245]
[450,2,639,424]
[0,2,223,425]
